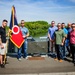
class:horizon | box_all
[0,0,75,26]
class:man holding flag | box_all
[17,20,29,61]
[9,6,29,60]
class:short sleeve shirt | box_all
[0,27,6,43]
[70,30,75,44]
[20,26,29,40]
[62,28,68,35]
[48,26,58,40]
[54,29,66,45]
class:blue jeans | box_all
[63,44,67,58]
[55,44,63,60]
[17,40,28,59]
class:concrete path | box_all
[0,56,75,75]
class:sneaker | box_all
[1,64,5,68]
[25,57,28,60]
[59,59,63,62]
[54,58,58,61]
[18,58,21,61]
[63,56,66,59]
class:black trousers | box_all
[70,44,75,63]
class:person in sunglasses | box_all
[17,20,29,61]
[48,21,57,54]
[70,23,75,66]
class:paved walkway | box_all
[1,72,75,75]
[0,55,75,75]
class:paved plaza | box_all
[0,55,75,75]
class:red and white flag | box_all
[9,6,24,48]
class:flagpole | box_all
[12,6,14,27]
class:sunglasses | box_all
[21,23,24,24]
[52,23,55,24]
[72,26,75,28]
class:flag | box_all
[9,6,24,48]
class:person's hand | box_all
[1,45,4,49]
[23,36,27,39]
[61,43,64,46]
[50,39,54,42]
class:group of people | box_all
[0,19,75,68]
[0,19,29,68]
[48,21,75,65]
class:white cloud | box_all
[0,0,75,26]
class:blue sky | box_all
[0,0,75,26]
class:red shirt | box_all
[70,30,75,44]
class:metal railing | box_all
[7,37,49,55]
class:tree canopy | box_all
[6,21,50,37]
[20,21,50,37]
